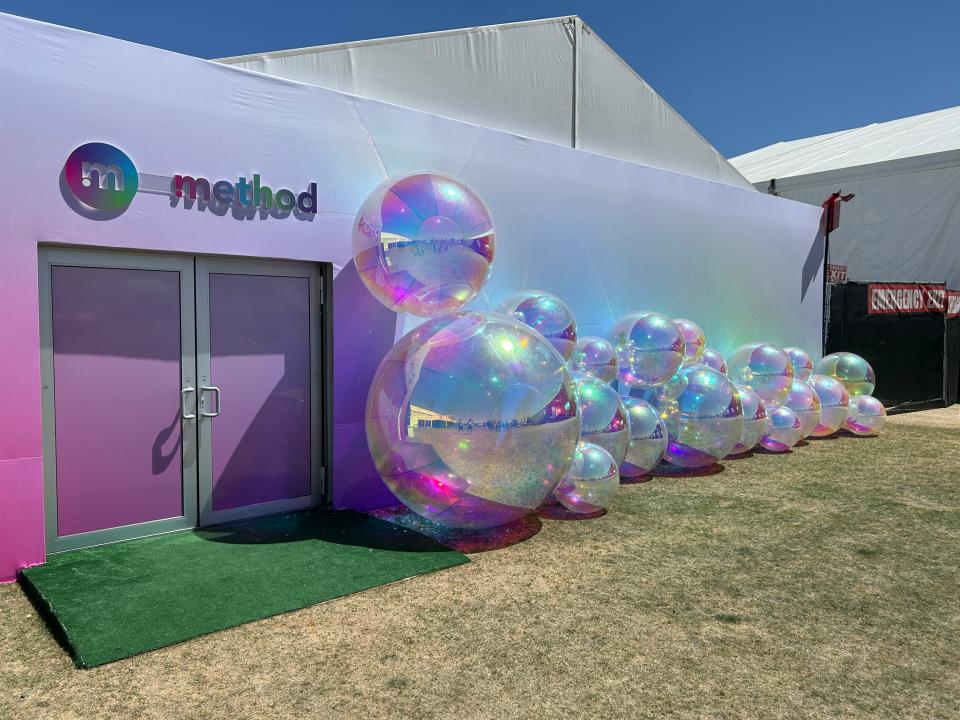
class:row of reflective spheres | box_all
[356,173,885,531]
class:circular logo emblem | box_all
[63,142,138,213]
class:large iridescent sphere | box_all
[499,290,577,361]
[700,347,728,375]
[759,404,802,452]
[675,318,706,365]
[845,396,887,436]
[815,352,876,397]
[366,311,580,529]
[784,379,822,439]
[608,312,685,390]
[727,343,795,405]
[352,173,494,317]
[730,384,767,455]
[783,347,814,381]
[570,336,619,384]
[807,374,850,438]
[574,372,629,466]
[553,442,620,514]
[620,397,667,477]
[661,365,743,468]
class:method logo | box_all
[62,142,138,218]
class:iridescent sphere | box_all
[730,384,767,455]
[570,336,619,383]
[675,318,706,364]
[661,365,743,468]
[553,442,619,514]
[783,347,814,381]
[700,347,728,374]
[499,290,577,361]
[608,312,685,390]
[727,343,795,405]
[573,372,629,466]
[815,352,876,397]
[845,396,887,436]
[759,404,802,452]
[366,311,580,529]
[784,379,822,439]
[620,397,667,477]
[807,374,850,438]
[352,173,494,317]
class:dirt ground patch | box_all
[2,409,959,720]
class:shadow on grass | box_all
[651,462,725,478]
[536,502,607,521]
[368,505,542,554]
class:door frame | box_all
[194,256,325,526]
[38,248,200,554]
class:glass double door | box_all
[40,249,324,553]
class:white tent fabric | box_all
[730,106,960,289]
[217,17,754,191]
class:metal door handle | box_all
[181,387,196,420]
[200,386,221,418]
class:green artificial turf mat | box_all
[20,509,467,668]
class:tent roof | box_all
[730,105,960,183]
[216,17,754,191]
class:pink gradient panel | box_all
[51,266,185,536]
[209,273,312,511]
[0,457,44,582]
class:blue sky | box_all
[3,1,958,158]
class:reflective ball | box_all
[845,395,887,436]
[553,442,619,514]
[759,404,802,452]
[574,372,630,466]
[675,318,706,364]
[815,352,876,397]
[352,173,494,317]
[727,343,795,405]
[570,335,620,383]
[620,397,667,477]
[807,374,850,438]
[499,290,577,361]
[784,379,822,439]
[366,311,580,529]
[661,365,743,468]
[608,312,685,390]
[730,384,767,455]
[783,347,814,381]
[700,347,728,375]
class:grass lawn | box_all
[2,408,959,719]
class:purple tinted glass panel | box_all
[52,266,184,536]
[209,273,312,511]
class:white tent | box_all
[216,16,754,191]
[730,106,960,289]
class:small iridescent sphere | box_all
[573,372,630,466]
[806,374,850,437]
[660,365,743,468]
[759,404,802,452]
[730,384,767,455]
[700,347,728,375]
[784,379,822,439]
[570,335,619,383]
[675,318,706,364]
[366,311,580,529]
[499,290,577,361]
[553,442,620,514]
[727,343,795,405]
[607,312,685,390]
[845,396,887,436]
[620,397,667,477]
[352,173,494,317]
[815,352,876,397]
[783,347,814,381]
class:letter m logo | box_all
[81,161,124,191]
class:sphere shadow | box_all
[536,502,607,521]
[651,462,725,478]
[725,450,756,460]
[619,473,654,485]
